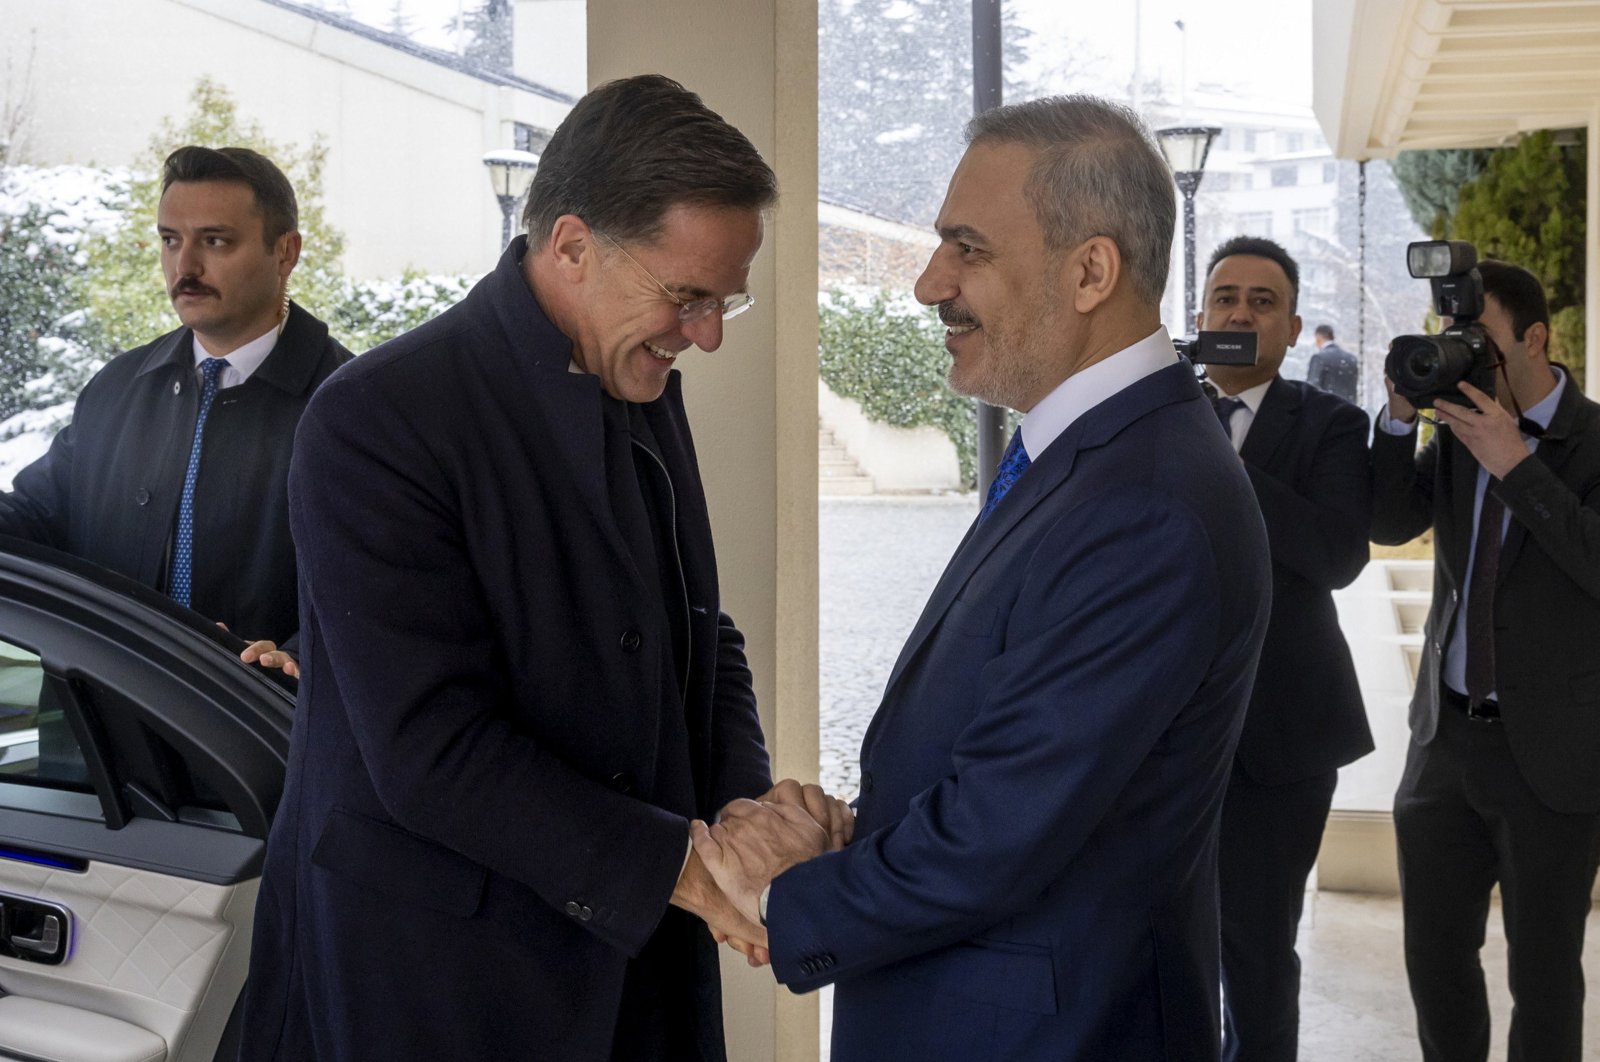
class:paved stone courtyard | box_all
[818,495,975,797]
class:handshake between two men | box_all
[672,778,854,966]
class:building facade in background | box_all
[0,0,576,277]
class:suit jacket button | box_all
[609,771,638,795]
[799,959,815,974]
[860,771,874,794]
[820,954,835,968]
[135,489,150,506]
[619,630,642,653]
[564,901,584,918]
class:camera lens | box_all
[1386,333,1477,405]
[1405,346,1438,380]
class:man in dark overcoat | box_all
[239,75,845,1062]
[0,145,349,674]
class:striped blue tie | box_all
[170,358,229,607]
[979,428,1031,522]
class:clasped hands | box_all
[672,779,852,967]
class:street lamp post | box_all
[481,149,541,249]
[1154,126,1221,331]
[971,0,1009,501]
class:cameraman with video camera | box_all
[1199,236,1375,1062]
[1373,251,1600,1062]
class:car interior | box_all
[0,538,293,1062]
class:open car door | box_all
[0,538,292,1062]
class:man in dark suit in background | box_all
[0,146,348,674]
[1373,259,1600,1062]
[1306,323,1359,404]
[1199,236,1374,1062]
[240,74,848,1062]
[691,95,1272,1062]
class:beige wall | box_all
[0,0,571,277]
[585,2,821,1060]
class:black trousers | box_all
[1395,704,1600,1062]
[1219,762,1338,1062]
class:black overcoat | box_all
[0,303,351,645]
[239,238,772,1061]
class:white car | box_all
[0,537,292,1062]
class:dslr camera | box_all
[1385,240,1495,409]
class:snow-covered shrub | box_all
[819,285,1012,488]
[0,164,120,421]
[329,271,476,354]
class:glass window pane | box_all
[0,641,91,795]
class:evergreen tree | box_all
[1390,148,1491,237]
[454,0,513,72]
[1452,130,1586,382]
[0,206,86,420]
[386,0,416,38]
[81,78,345,357]
[818,0,1036,226]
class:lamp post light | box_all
[481,148,540,249]
[1154,126,1221,331]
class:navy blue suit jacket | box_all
[768,362,1271,1061]
[239,240,771,1061]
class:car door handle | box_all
[9,912,62,956]
[0,895,71,965]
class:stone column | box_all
[585,3,821,1060]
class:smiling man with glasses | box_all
[240,74,850,1062]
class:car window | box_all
[0,637,92,794]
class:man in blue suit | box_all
[694,96,1272,1060]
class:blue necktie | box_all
[979,428,1031,522]
[1214,396,1246,428]
[170,358,229,607]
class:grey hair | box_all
[966,95,1175,302]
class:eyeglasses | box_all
[597,234,755,323]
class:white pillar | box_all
[584,5,821,1061]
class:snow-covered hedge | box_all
[818,285,1012,488]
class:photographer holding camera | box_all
[1373,254,1600,1062]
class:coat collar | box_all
[881,362,1204,696]
[133,301,334,396]
[1238,375,1299,468]
[471,236,696,604]
[478,235,578,377]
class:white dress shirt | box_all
[192,320,283,388]
[1212,378,1273,453]
[1019,327,1180,460]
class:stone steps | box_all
[818,421,874,496]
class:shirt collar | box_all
[1020,327,1179,459]
[192,319,282,384]
[1216,377,1273,413]
[1522,364,1566,431]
